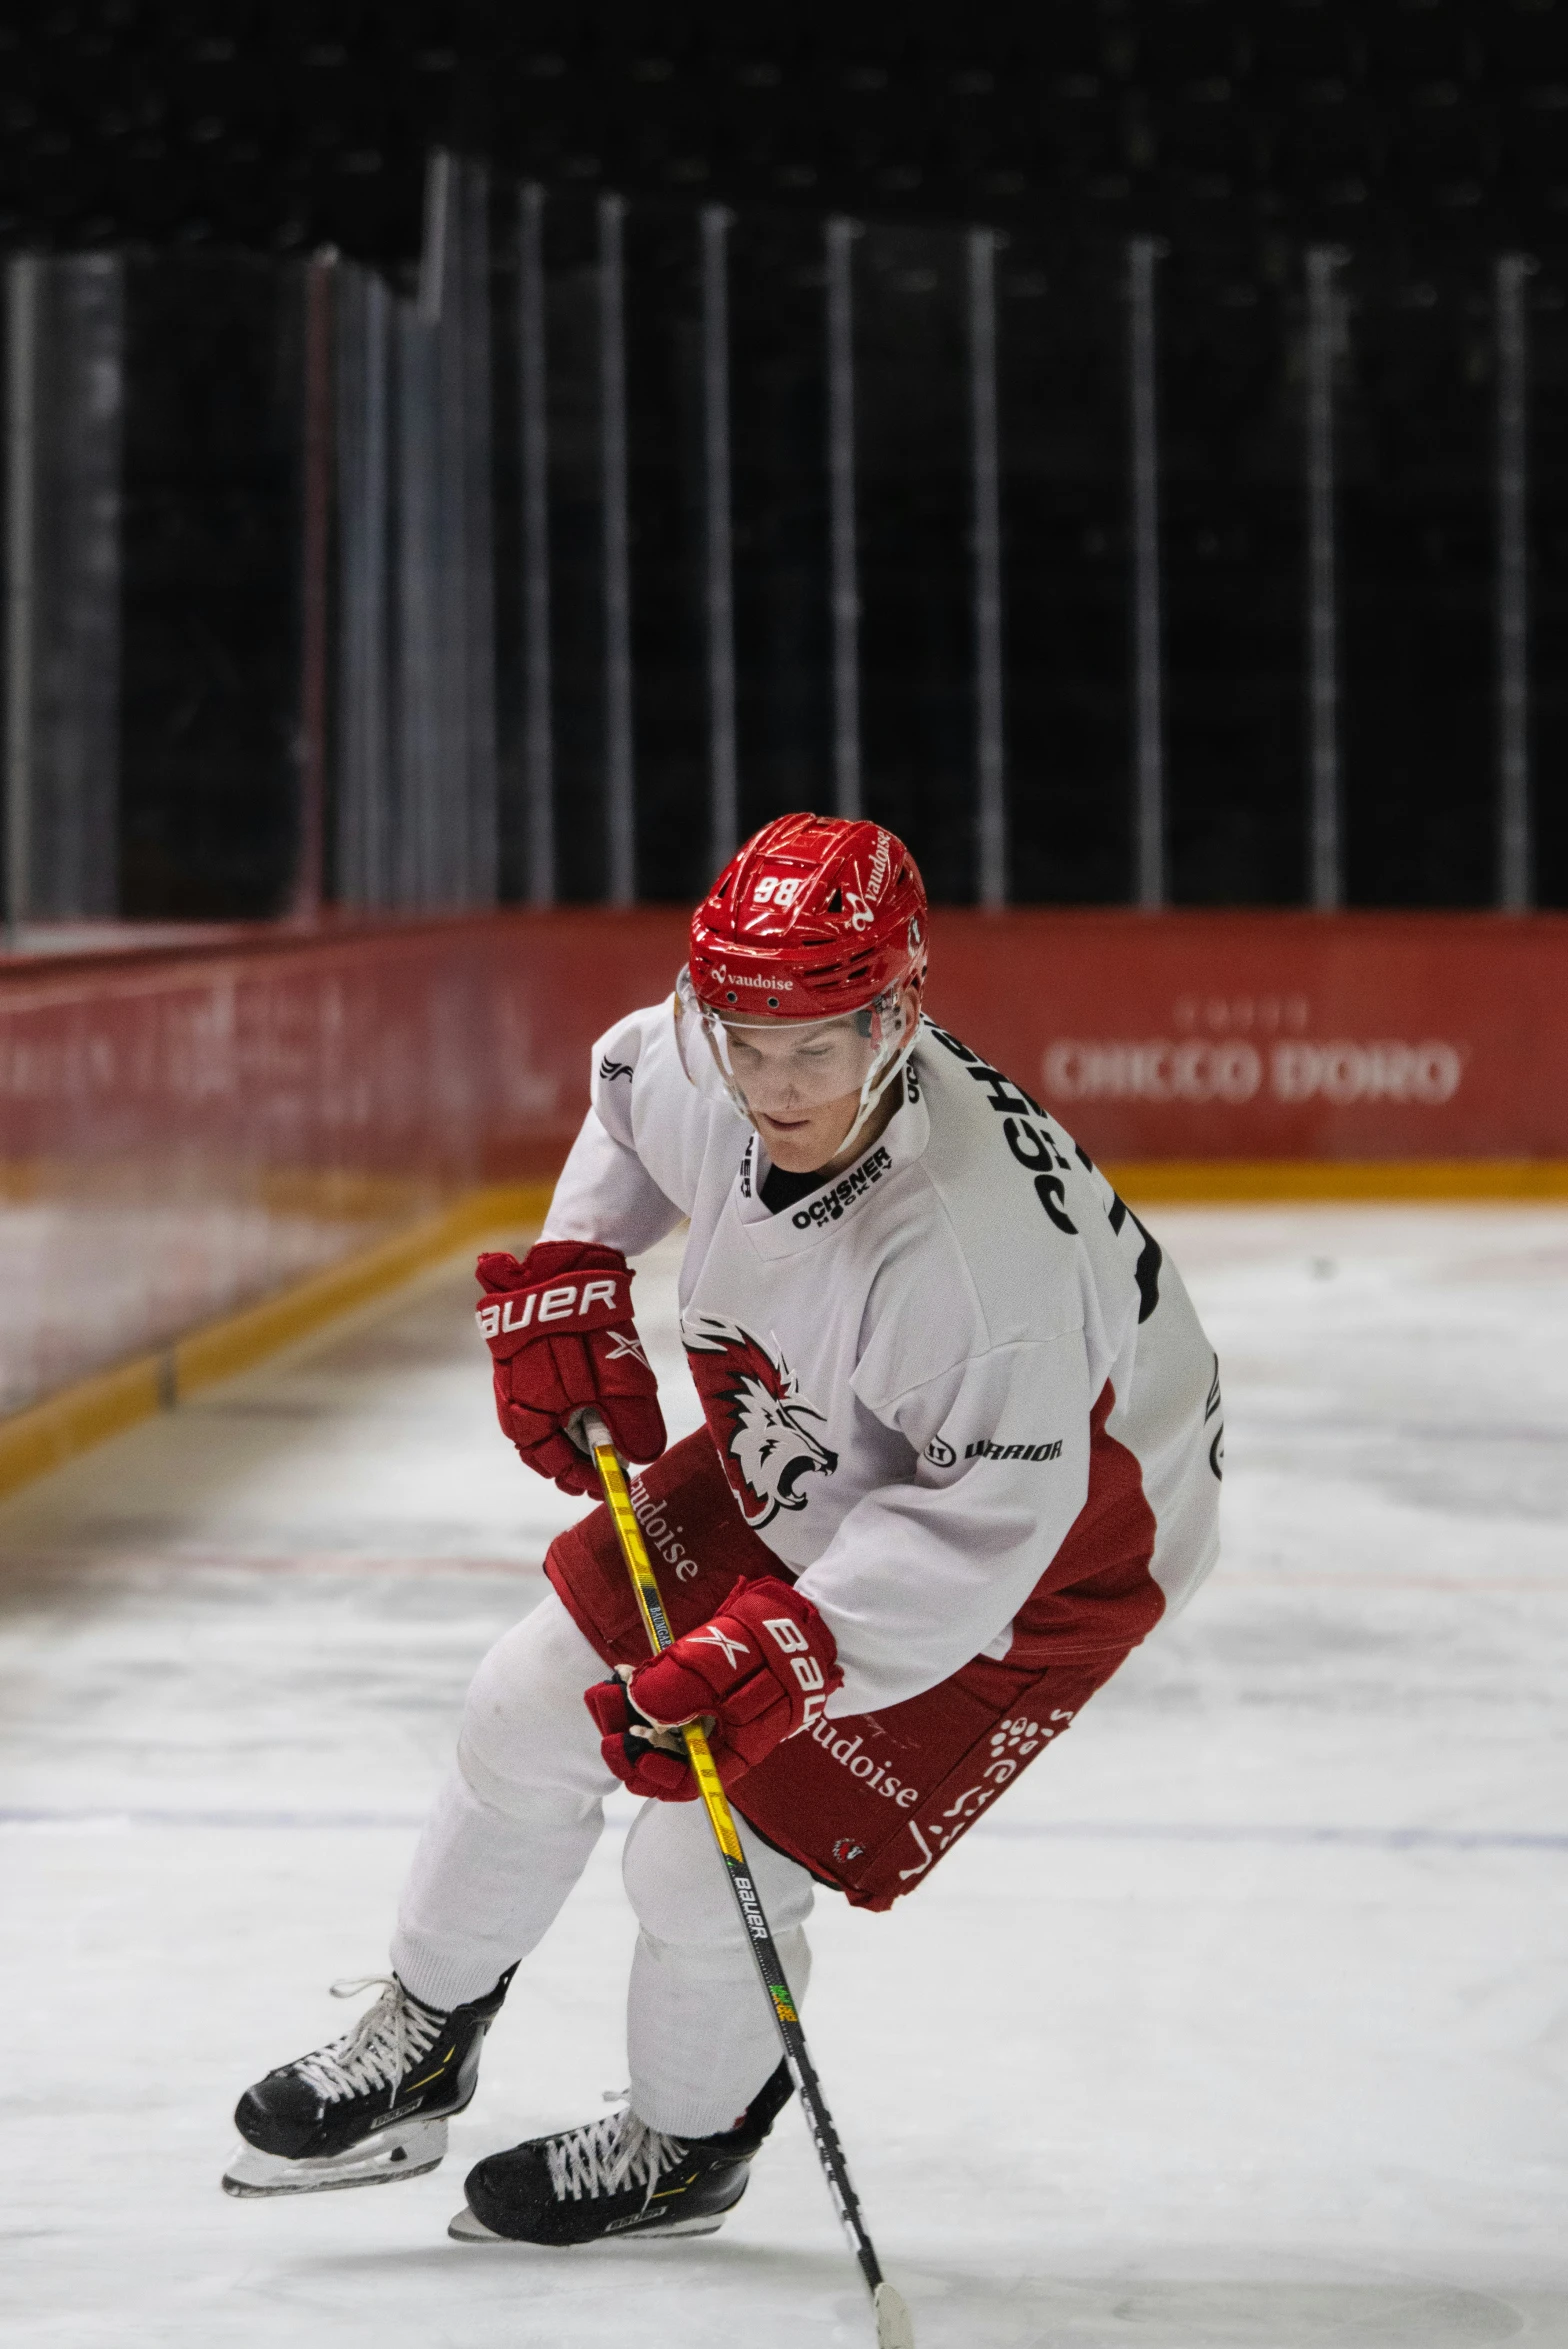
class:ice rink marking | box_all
[3,1805,1565,1852]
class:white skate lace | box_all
[545,2095,684,2206]
[294,1977,444,2108]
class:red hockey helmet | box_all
[676,813,928,1150]
[686,812,928,1019]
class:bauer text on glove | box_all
[584,1576,842,1798]
[475,1241,666,1496]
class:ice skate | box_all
[222,1969,512,2197]
[448,2061,792,2246]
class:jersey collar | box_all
[735,1057,931,1257]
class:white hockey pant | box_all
[390,1588,814,2140]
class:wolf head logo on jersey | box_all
[681,1314,838,1530]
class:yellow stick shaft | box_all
[578,1410,911,2342]
[589,1427,748,1870]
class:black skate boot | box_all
[448,2062,794,2246]
[222,1969,513,2198]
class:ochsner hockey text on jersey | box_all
[541,1002,1223,1722]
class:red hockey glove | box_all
[584,1676,698,1801]
[584,1576,842,1799]
[475,1241,666,1496]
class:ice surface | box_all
[1,1207,1565,2347]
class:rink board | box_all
[2,905,1565,1440]
[4,906,1565,1172]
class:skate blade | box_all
[222,2116,448,2197]
[446,2205,726,2246]
[447,2206,503,2241]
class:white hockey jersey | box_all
[543,1002,1221,1718]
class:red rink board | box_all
[2,905,1565,1173]
[2,907,1563,1415]
[930,908,1568,1162]
[0,912,688,1179]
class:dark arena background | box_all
[1,14,1565,2348]
[8,0,1568,923]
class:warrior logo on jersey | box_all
[682,1314,838,1530]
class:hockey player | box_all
[224,812,1223,2246]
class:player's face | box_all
[718,1016,872,1172]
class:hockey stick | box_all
[582,1411,914,2349]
